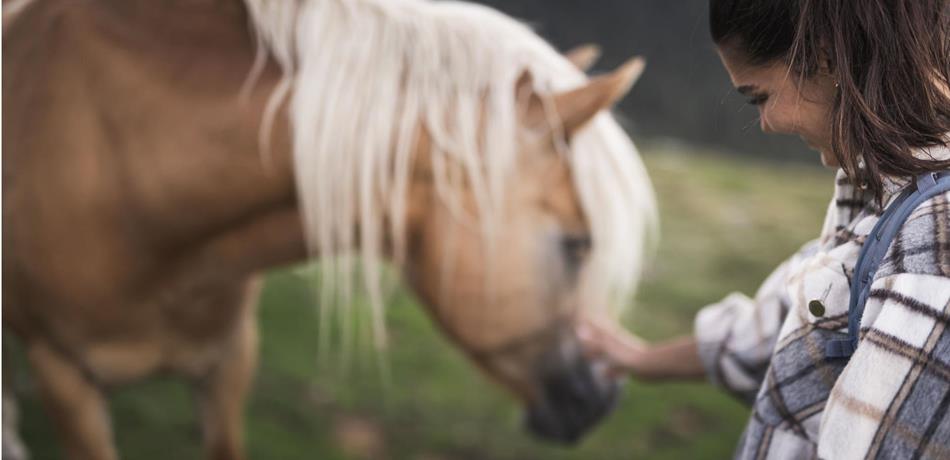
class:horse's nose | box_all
[523,339,620,444]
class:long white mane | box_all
[243,0,657,347]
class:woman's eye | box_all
[747,94,770,106]
[561,234,592,267]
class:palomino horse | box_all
[3,0,657,458]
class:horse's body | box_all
[3,0,656,458]
[5,2,299,457]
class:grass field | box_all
[6,142,836,459]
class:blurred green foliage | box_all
[6,144,835,459]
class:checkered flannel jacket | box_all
[695,144,950,459]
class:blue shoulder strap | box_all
[826,171,950,360]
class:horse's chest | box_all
[15,267,256,385]
[83,335,231,385]
[86,276,254,383]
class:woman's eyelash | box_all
[747,94,770,106]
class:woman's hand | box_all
[576,315,707,382]
[575,315,649,379]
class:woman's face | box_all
[717,45,839,167]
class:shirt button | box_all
[809,300,826,317]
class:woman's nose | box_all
[759,113,777,134]
[759,112,779,134]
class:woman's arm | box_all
[578,241,816,396]
[632,335,706,381]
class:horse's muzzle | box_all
[523,342,620,444]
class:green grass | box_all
[6,144,835,459]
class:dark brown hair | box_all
[711,0,950,202]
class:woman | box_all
[579,0,950,458]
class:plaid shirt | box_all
[695,143,950,459]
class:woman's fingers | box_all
[575,314,646,376]
[584,315,646,348]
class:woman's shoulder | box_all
[877,189,950,279]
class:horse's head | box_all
[401,57,648,443]
[252,0,655,442]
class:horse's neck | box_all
[93,0,252,47]
[4,0,308,287]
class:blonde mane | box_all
[243,0,657,348]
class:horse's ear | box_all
[552,56,645,139]
[515,57,645,140]
[564,44,601,73]
[515,68,536,107]
[515,68,547,130]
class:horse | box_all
[2,0,657,458]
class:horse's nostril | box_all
[523,353,621,444]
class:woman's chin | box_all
[818,150,839,168]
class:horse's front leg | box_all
[194,277,261,460]
[27,341,117,460]
[3,387,29,460]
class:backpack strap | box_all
[826,171,950,360]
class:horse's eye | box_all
[560,234,592,268]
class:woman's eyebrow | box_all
[736,85,759,95]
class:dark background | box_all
[473,0,815,163]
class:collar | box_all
[881,141,950,198]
